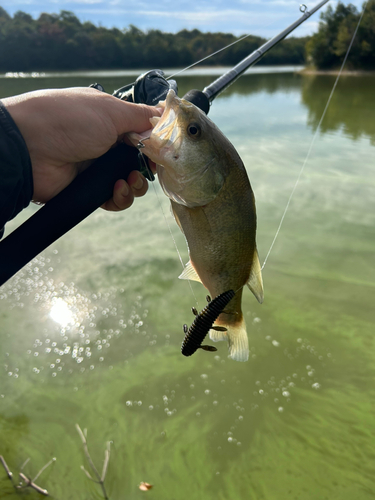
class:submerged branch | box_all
[33,457,56,483]
[0,454,54,496]
[19,472,49,496]
[76,423,111,500]
[20,457,30,471]
[0,455,13,480]
[101,442,111,483]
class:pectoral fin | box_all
[246,249,264,304]
[178,261,202,283]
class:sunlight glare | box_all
[49,298,74,327]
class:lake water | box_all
[1,67,375,500]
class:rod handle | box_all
[0,143,139,286]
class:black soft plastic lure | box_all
[181,289,235,357]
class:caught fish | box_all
[129,89,263,361]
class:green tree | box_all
[353,0,375,68]
[0,7,315,72]
[35,12,67,69]
[91,29,123,68]
[306,0,375,70]
[57,10,81,38]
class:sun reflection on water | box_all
[49,297,75,327]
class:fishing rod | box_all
[201,0,330,104]
[0,0,330,286]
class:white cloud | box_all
[2,0,365,35]
[239,0,302,6]
[131,8,278,21]
[75,7,284,26]
[71,0,104,4]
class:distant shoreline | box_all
[299,68,375,76]
[2,66,374,80]
[0,65,305,79]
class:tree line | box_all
[306,0,375,70]
[0,2,373,72]
[0,7,307,71]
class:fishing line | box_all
[166,8,298,81]
[167,1,325,82]
[261,0,369,271]
[138,150,200,306]
[167,33,259,80]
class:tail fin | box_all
[209,318,249,362]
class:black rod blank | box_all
[203,0,330,102]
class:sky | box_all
[0,0,365,37]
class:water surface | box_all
[1,68,375,500]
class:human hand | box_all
[2,87,160,210]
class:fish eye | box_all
[187,122,201,138]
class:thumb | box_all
[106,96,162,136]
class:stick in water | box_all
[76,423,111,500]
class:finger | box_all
[108,98,162,136]
[126,171,149,198]
[101,179,134,212]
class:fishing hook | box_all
[136,137,150,149]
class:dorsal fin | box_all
[246,249,264,304]
[178,261,202,283]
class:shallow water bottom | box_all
[1,248,374,499]
[1,71,375,499]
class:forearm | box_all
[0,100,33,238]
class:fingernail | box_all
[122,182,129,196]
[133,177,143,190]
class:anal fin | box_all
[210,320,249,362]
[209,327,227,343]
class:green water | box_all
[1,68,375,500]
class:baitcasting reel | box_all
[90,70,178,180]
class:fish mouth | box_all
[127,89,181,152]
[150,89,181,148]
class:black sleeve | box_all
[0,101,33,238]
